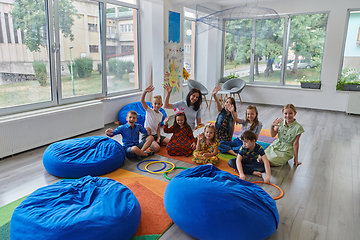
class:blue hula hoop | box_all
[137,159,166,172]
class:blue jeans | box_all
[125,137,148,159]
[218,138,243,154]
[228,158,265,175]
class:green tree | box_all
[11,0,77,52]
[288,13,328,73]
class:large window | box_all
[0,0,140,116]
[338,10,360,90]
[224,12,328,87]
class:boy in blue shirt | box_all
[105,110,155,160]
[228,130,271,184]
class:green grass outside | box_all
[0,72,135,109]
[224,62,266,71]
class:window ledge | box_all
[245,83,322,91]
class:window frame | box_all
[221,11,329,87]
[0,0,141,116]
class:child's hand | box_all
[198,133,204,141]
[156,137,161,144]
[146,127,152,135]
[239,174,246,181]
[191,142,196,149]
[105,128,113,136]
[163,84,173,94]
[227,104,235,113]
[145,85,154,93]
[294,160,302,167]
[164,116,170,124]
[264,175,271,184]
[271,118,283,127]
[203,153,211,158]
[212,86,221,95]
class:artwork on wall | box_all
[168,11,180,43]
[164,42,184,93]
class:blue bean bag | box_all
[164,165,279,240]
[10,176,141,240]
[118,101,167,126]
[43,136,125,178]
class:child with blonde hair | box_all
[141,85,169,152]
[219,105,263,156]
[263,104,304,167]
[193,125,220,165]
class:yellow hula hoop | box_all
[145,161,175,174]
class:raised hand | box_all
[198,133,204,141]
[227,104,235,113]
[144,85,154,93]
[163,84,173,94]
[271,118,283,127]
[164,116,170,124]
[212,85,221,95]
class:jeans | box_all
[228,158,265,175]
[218,138,243,154]
[125,137,148,159]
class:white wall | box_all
[194,0,360,112]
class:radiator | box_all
[346,92,360,115]
[0,101,104,159]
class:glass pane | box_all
[106,4,139,94]
[338,11,360,90]
[59,0,102,99]
[0,0,51,109]
[285,13,328,85]
[254,18,285,83]
[223,19,253,81]
[184,18,195,80]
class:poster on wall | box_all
[168,11,180,43]
[164,42,184,93]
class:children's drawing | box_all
[164,42,184,93]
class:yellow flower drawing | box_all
[164,59,181,93]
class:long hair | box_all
[186,88,202,111]
[245,105,259,131]
[173,112,192,133]
[204,124,217,143]
[224,97,236,112]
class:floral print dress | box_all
[193,138,220,165]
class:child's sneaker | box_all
[136,155,142,160]
[145,151,155,157]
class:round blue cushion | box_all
[118,101,167,126]
[10,176,141,240]
[43,136,125,178]
[164,165,279,240]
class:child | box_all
[140,85,170,152]
[228,131,271,184]
[105,110,155,160]
[193,124,220,165]
[218,105,263,156]
[263,104,304,167]
[212,85,237,142]
[163,112,196,156]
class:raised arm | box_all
[212,86,222,113]
[163,84,173,109]
[293,134,302,166]
[270,118,282,137]
[229,105,241,124]
[141,85,154,110]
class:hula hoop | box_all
[145,161,175,174]
[137,160,166,172]
[164,167,189,180]
[251,181,284,200]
